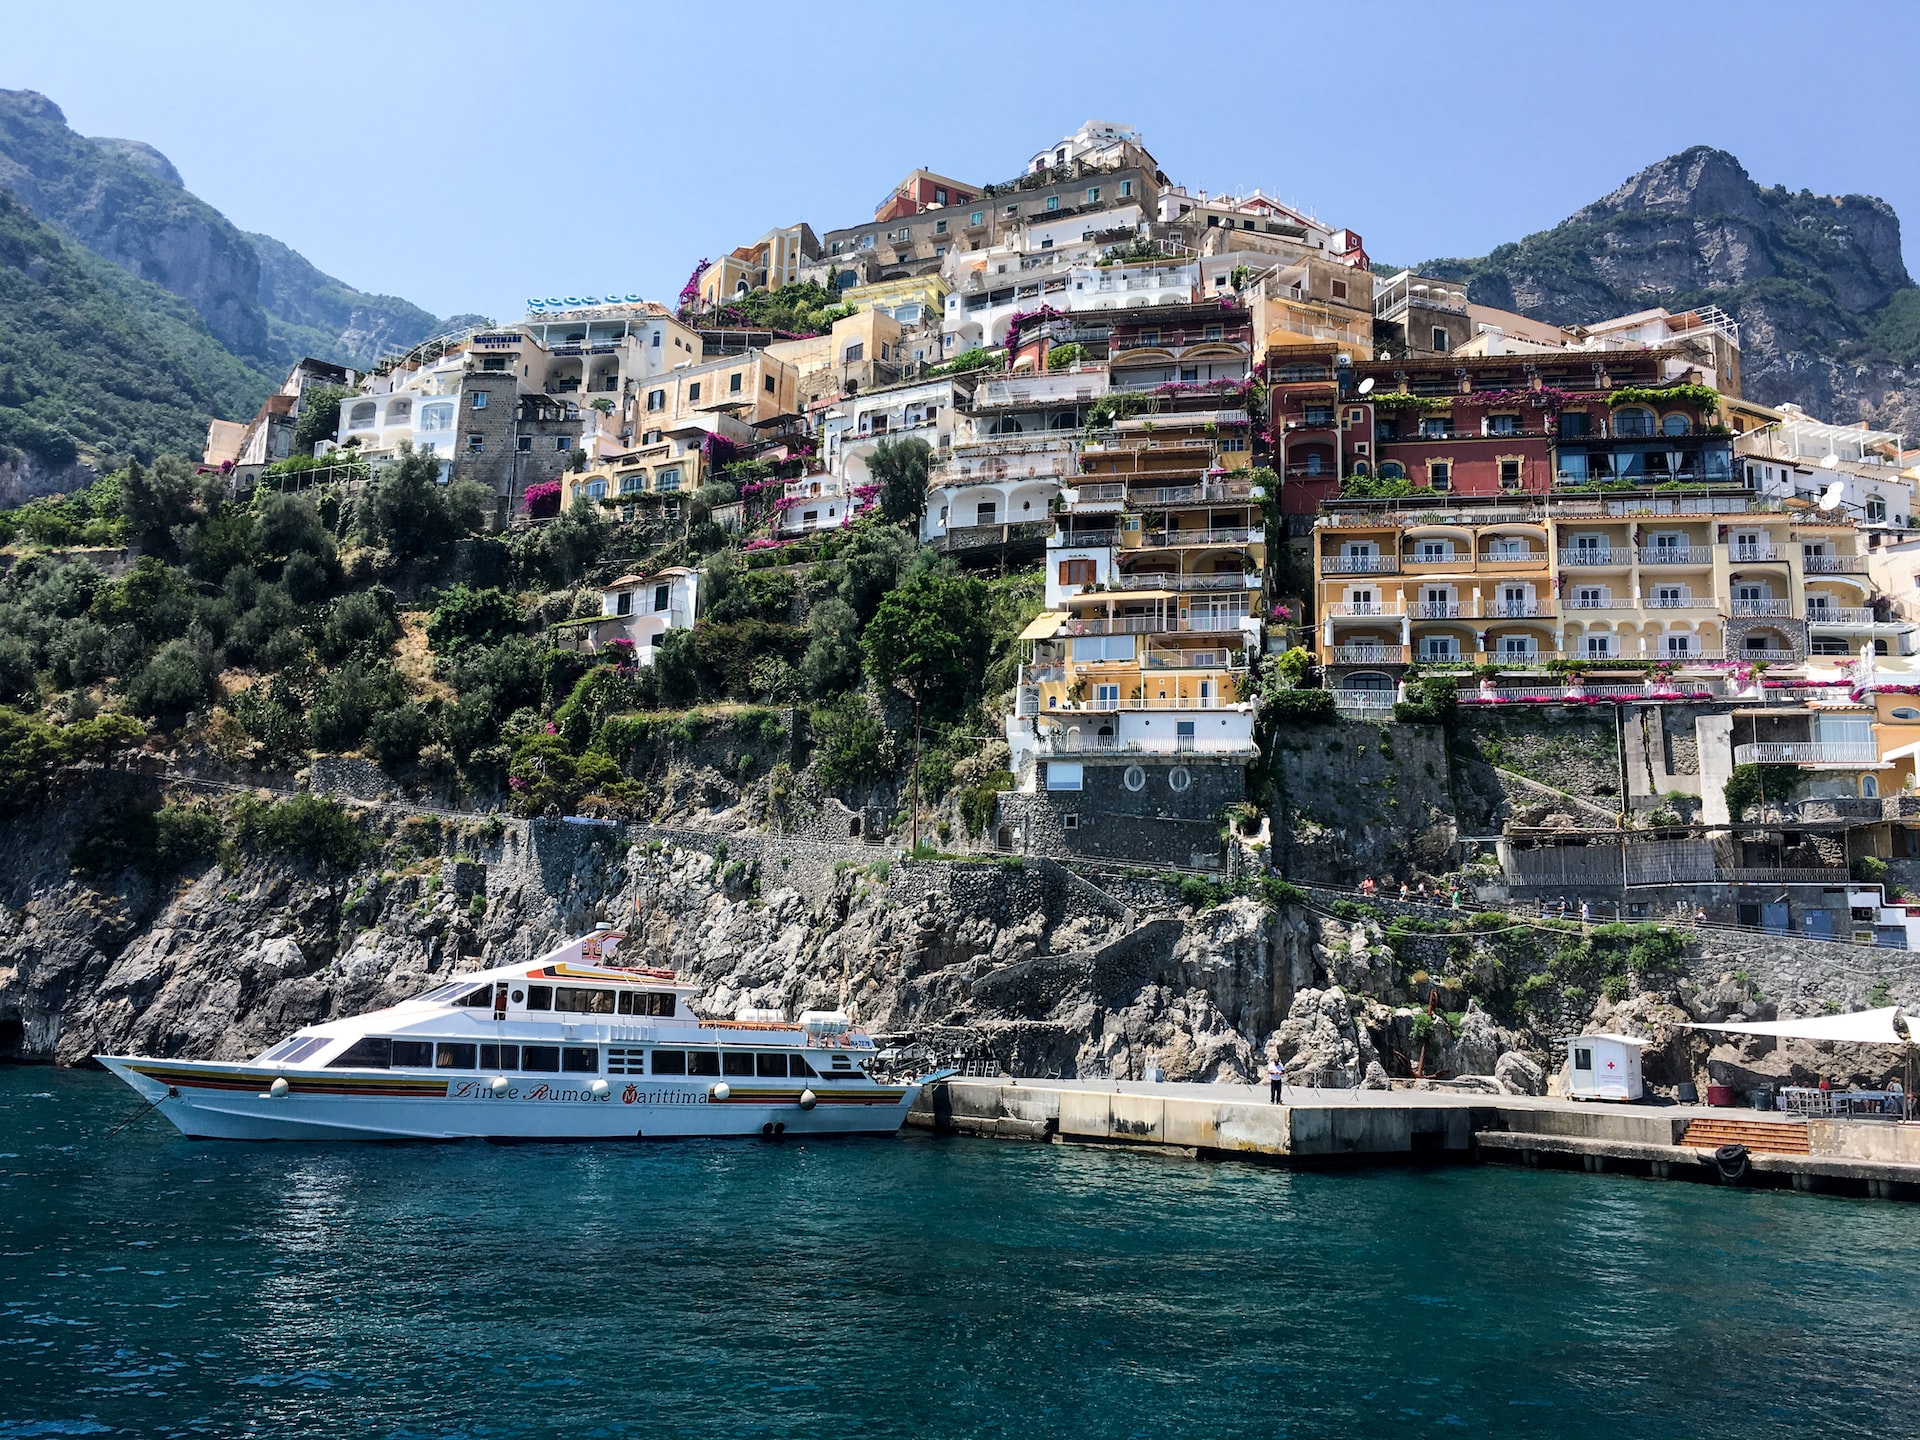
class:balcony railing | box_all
[1485,601,1554,618]
[1333,691,1399,717]
[1802,554,1868,574]
[1409,601,1468,619]
[1479,550,1545,565]
[1565,597,1636,611]
[1647,594,1714,609]
[1731,599,1793,617]
[1131,481,1253,506]
[1729,544,1782,562]
[1321,554,1398,574]
[1114,572,1258,592]
[1327,601,1405,617]
[1558,548,1628,566]
[1806,606,1878,625]
[1732,742,1880,766]
[1074,482,1128,505]
[1332,645,1406,664]
[1034,732,1260,758]
[1637,547,1706,564]
[1143,527,1258,547]
[1050,529,1118,549]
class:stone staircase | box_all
[1680,1115,1811,1155]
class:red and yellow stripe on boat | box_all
[128,1062,448,1099]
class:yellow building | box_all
[839,273,951,327]
[563,443,706,521]
[697,224,819,307]
[634,351,799,433]
[1245,257,1373,357]
[1313,497,1892,706]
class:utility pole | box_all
[910,694,923,853]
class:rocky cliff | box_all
[0,89,444,381]
[1429,147,1920,433]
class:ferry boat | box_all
[97,929,946,1142]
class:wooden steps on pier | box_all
[1680,1116,1811,1155]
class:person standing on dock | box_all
[1267,1056,1285,1104]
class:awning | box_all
[1018,611,1068,641]
[1679,1007,1913,1045]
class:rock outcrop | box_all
[1429,146,1920,435]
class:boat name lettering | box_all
[446,1080,708,1105]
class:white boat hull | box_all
[98,1056,933,1142]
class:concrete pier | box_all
[911,1078,1920,1201]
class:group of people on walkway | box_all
[1357,875,1463,910]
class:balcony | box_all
[1131,480,1254,506]
[1647,594,1715,610]
[1806,606,1879,626]
[1557,548,1629,567]
[1327,601,1405,618]
[1637,546,1707,564]
[1729,544,1782,562]
[1485,600,1554,618]
[1802,554,1868,574]
[973,372,1110,408]
[1114,572,1258,592]
[1731,598,1793,617]
[1070,482,1128,510]
[1142,526,1258,547]
[1034,732,1260,758]
[1050,528,1118,549]
[1732,742,1880,766]
[1479,549,1546,566]
[1333,691,1399,718]
[1320,554,1399,575]
[1564,597,1636,611]
[1408,601,1469,620]
[1332,645,1406,664]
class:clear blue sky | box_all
[6,0,1916,325]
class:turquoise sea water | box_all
[3,1068,1917,1439]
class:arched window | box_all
[1866,495,1888,523]
[1305,453,1323,475]
[1613,406,1654,437]
[1861,774,1879,799]
[1660,412,1689,436]
[1350,461,1371,479]
[1379,461,1405,480]
[348,402,376,429]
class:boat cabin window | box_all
[616,990,678,1017]
[329,1037,393,1069]
[722,1052,755,1077]
[562,1046,599,1074]
[520,1045,561,1072]
[526,985,553,1011]
[480,1044,519,1070]
[791,1054,818,1077]
[687,1051,720,1076]
[652,1050,688,1075]
[436,1043,478,1069]
[392,1040,434,1068]
[264,1036,330,1065]
[553,986,616,1014]
[455,985,495,1008]
[757,1053,790,1077]
[413,982,472,1004]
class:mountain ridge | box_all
[1423,146,1920,434]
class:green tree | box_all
[356,444,492,563]
[862,572,992,722]
[427,585,521,655]
[809,692,890,788]
[119,456,201,553]
[868,437,934,527]
[293,387,350,455]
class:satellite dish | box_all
[1818,480,1845,511]
[1357,376,1375,395]
[1820,454,1840,470]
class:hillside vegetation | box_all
[0,441,1037,850]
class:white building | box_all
[335,352,471,476]
[1028,120,1149,176]
[562,568,700,661]
[1740,405,1913,530]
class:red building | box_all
[1271,347,1733,511]
[873,169,977,223]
